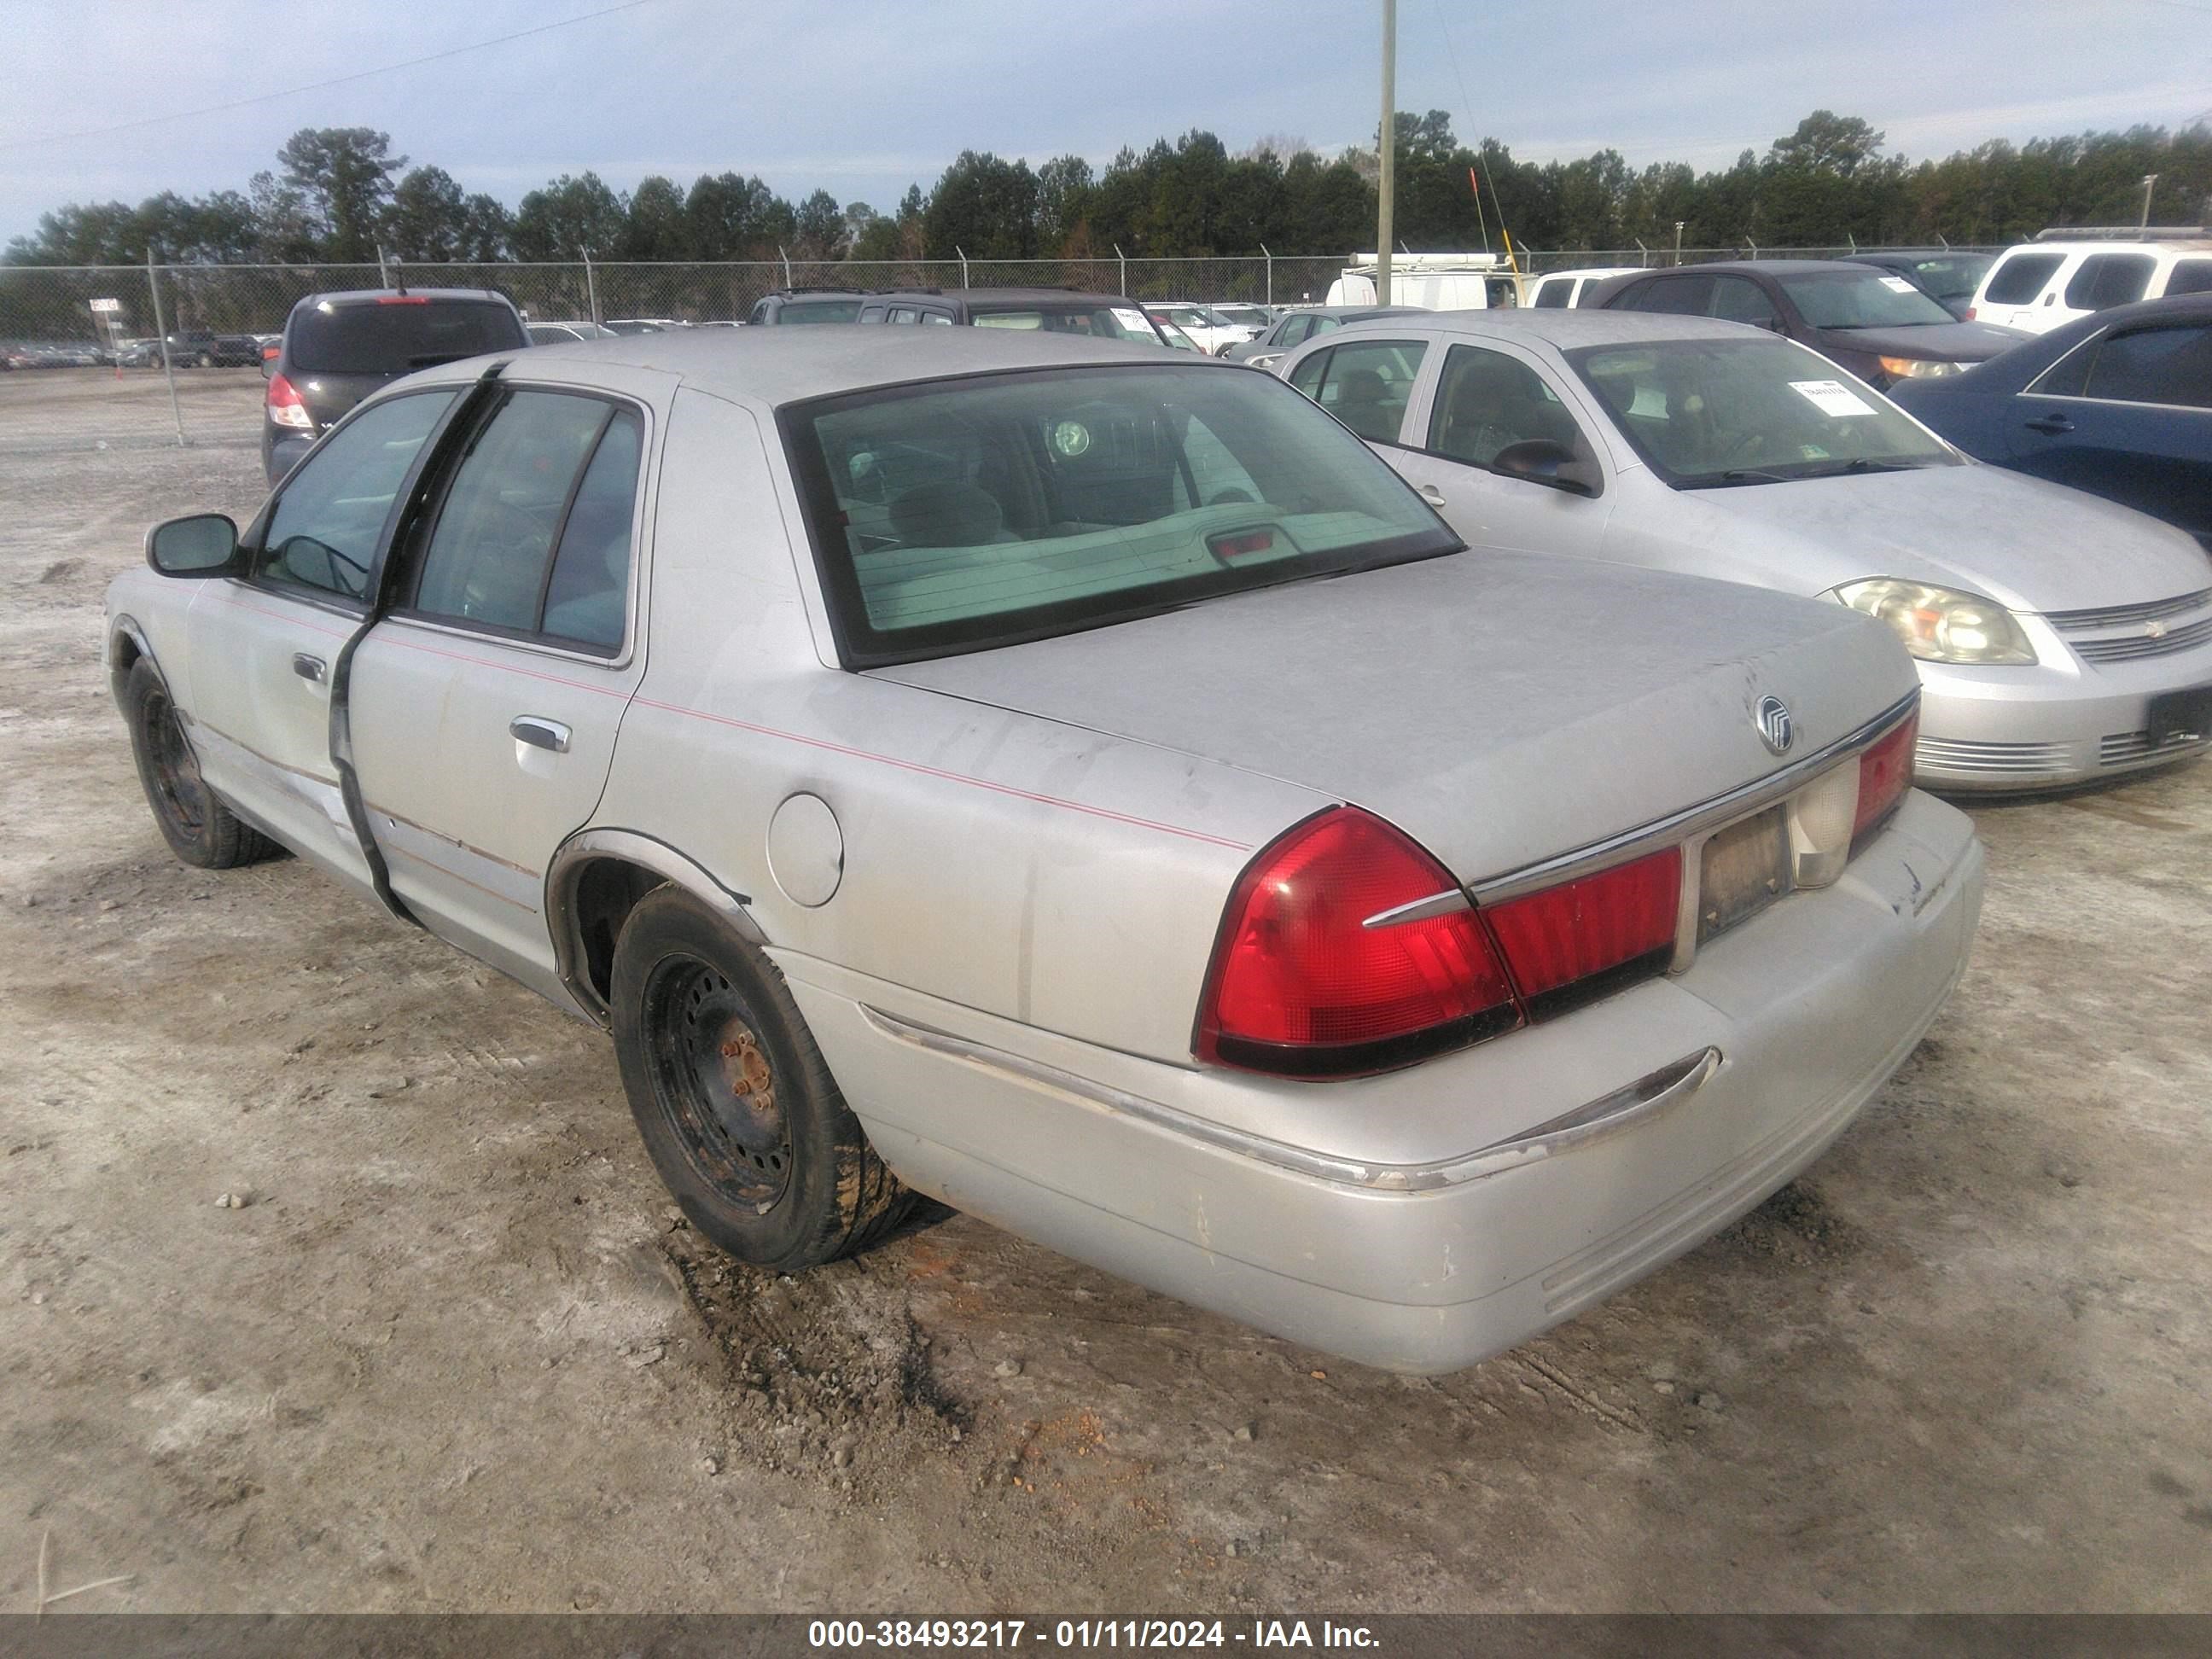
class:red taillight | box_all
[266,372,313,430]
[260,343,279,362]
[1196,808,1520,1076]
[1485,847,1683,1015]
[1963,306,1977,320]
[376,295,430,305]
[1854,712,1918,845]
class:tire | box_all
[196,352,213,369]
[124,658,276,869]
[611,886,911,1271]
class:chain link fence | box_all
[1,246,2005,446]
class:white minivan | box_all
[1969,234,2212,333]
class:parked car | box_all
[1145,303,1259,355]
[528,321,619,346]
[163,329,261,368]
[1325,254,1518,310]
[745,290,870,325]
[1208,303,1276,332]
[114,338,161,368]
[1967,234,2212,334]
[1278,310,2212,793]
[1222,305,1429,368]
[1525,267,1642,309]
[105,327,1978,1375]
[853,288,1171,346]
[1846,251,1996,321]
[1595,260,2029,389]
[1891,294,2212,550]
[602,317,689,335]
[261,288,530,486]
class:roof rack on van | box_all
[2031,225,2211,242]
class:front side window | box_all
[1427,343,1586,469]
[2065,254,2156,311]
[2081,325,2212,410]
[1776,269,1953,329]
[1294,338,1426,442]
[783,364,1458,665]
[1275,315,1313,346]
[256,391,456,600]
[1708,276,1778,328]
[1983,252,2064,306]
[408,391,643,649]
[888,307,920,324]
[1569,336,1955,488]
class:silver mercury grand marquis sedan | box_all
[1277,309,2212,793]
[106,328,1983,1373]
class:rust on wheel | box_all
[642,955,793,1212]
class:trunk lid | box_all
[869,551,1915,883]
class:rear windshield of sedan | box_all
[1567,336,1957,489]
[288,300,526,374]
[1777,269,1956,329]
[1902,255,1992,303]
[969,306,1158,342]
[782,364,1460,665]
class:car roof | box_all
[2004,238,2212,254]
[1619,260,1881,278]
[871,288,1131,306]
[1328,308,1762,346]
[290,287,515,311]
[484,322,1193,406]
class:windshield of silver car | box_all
[1775,269,1958,329]
[1568,337,1959,489]
[783,364,1462,664]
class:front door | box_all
[346,381,656,1000]
[183,388,459,896]
[1389,339,1615,557]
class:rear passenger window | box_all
[409,391,642,649]
[2165,260,2212,297]
[2083,326,2212,410]
[1983,253,2064,306]
[1305,339,1426,443]
[2065,254,2155,311]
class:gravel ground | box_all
[2,370,2208,1615]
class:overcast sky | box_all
[4,0,2207,247]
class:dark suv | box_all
[853,288,1172,345]
[263,288,529,484]
[743,289,872,324]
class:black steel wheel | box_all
[123,658,275,868]
[610,886,911,1270]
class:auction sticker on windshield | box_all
[1877,276,1918,294]
[1790,379,1877,417]
[1112,308,1155,335]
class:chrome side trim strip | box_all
[1468,689,1919,905]
[1363,888,1473,928]
[857,1003,1720,1193]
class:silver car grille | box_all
[2100,729,2212,767]
[1915,736,2069,777]
[2045,588,2212,664]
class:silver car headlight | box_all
[1832,579,2036,665]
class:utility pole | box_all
[1376,0,1395,306]
[1674,222,1685,265]
[2139,174,2159,230]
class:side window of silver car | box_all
[255,391,456,602]
[1426,343,1586,469]
[408,391,643,652]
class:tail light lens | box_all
[266,372,313,431]
[1963,306,1976,320]
[1853,711,1918,847]
[1196,808,1520,1077]
[1484,847,1683,1016]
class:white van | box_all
[1324,253,1521,310]
[1523,266,1642,308]
[1969,232,2212,333]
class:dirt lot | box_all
[2,369,2208,1615]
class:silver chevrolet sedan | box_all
[106,328,1982,1374]
[1276,310,2212,792]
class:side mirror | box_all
[145,513,242,578]
[1492,439,1602,498]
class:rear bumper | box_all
[778,791,1984,1374]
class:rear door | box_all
[183,389,460,896]
[2009,319,2212,543]
[344,372,663,998]
[1388,337,1614,556]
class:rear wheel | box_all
[610,887,911,1271]
[124,658,276,868]
[195,352,213,368]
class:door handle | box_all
[509,717,571,754]
[292,653,326,683]
[2023,415,2074,435]
[1417,484,1447,507]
